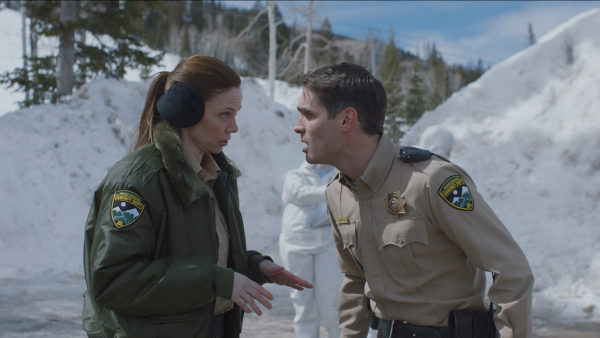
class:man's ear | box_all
[340,107,358,132]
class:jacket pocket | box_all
[379,217,429,274]
[138,311,199,337]
[141,312,194,324]
[82,291,104,337]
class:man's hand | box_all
[231,271,274,315]
[259,260,314,290]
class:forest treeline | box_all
[1,0,487,140]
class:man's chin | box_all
[305,154,323,165]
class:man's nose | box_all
[293,118,304,134]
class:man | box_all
[279,161,342,337]
[293,63,533,338]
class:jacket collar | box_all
[153,121,240,204]
[357,135,397,194]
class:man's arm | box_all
[429,165,534,338]
[329,207,371,337]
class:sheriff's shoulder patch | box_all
[438,175,474,211]
[111,190,145,228]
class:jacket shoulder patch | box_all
[111,190,145,228]
[438,175,474,211]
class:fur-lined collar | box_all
[153,121,241,204]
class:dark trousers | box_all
[377,319,454,338]
[211,313,226,338]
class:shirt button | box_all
[366,236,372,243]
[371,272,378,277]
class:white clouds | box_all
[203,1,600,66]
[398,2,600,65]
[310,1,600,66]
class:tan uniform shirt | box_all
[325,135,533,338]
[183,145,233,315]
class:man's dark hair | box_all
[302,63,387,135]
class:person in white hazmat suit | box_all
[280,161,342,338]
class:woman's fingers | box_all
[231,272,274,315]
[271,269,314,290]
[240,293,263,316]
[247,285,273,309]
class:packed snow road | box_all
[1,274,598,338]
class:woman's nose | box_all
[228,118,239,133]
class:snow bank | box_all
[403,9,600,323]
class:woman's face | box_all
[180,86,242,155]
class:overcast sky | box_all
[223,1,600,67]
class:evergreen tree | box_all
[457,58,485,87]
[377,32,404,142]
[425,42,447,109]
[527,22,536,46]
[405,71,426,125]
[0,0,163,107]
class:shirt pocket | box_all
[378,217,429,274]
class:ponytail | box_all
[132,72,169,150]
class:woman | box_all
[82,55,311,338]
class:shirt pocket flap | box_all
[380,218,429,249]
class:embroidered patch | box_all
[111,190,145,228]
[438,175,474,211]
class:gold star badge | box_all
[385,191,406,217]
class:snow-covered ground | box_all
[1,6,600,337]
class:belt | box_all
[377,319,454,338]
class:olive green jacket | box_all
[82,122,270,337]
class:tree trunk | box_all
[304,0,312,74]
[267,1,276,98]
[29,15,39,104]
[21,2,29,102]
[57,0,76,97]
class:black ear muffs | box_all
[157,82,205,128]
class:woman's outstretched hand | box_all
[230,261,313,315]
[259,260,314,290]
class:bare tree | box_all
[57,0,76,96]
[268,1,276,98]
[367,27,382,74]
[277,1,335,80]
[303,0,313,73]
[233,6,269,41]
[21,1,29,102]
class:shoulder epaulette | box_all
[399,146,433,162]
